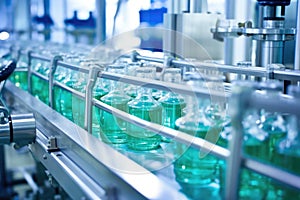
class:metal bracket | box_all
[48,55,63,108]
[211,19,296,42]
[47,136,59,152]
[130,50,139,62]
[266,63,285,79]
[84,64,104,133]
[27,51,33,93]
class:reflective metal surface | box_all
[11,113,36,148]
[3,81,187,200]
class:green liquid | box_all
[99,95,130,144]
[173,126,221,200]
[71,82,85,128]
[53,85,62,113]
[269,148,300,200]
[10,71,28,90]
[239,169,269,200]
[92,89,108,137]
[159,95,186,142]
[239,136,270,199]
[59,80,79,122]
[72,96,85,128]
[243,137,269,161]
[59,87,73,121]
[31,75,49,104]
[127,100,162,151]
[160,96,186,129]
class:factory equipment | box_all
[0,37,300,199]
[0,0,300,199]
[0,60,35,147]
[211,0,296,68]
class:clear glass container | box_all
[126,67,163,151]
[99,63,131,144]
[124,62,141,98]
[9,53,28,90]
[92,78,108,138]
[30,48,52,104]
[173,72,222,200]
[158,68,186,142]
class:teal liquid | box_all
[72,96,85,128]
[239,137,270,199]
[31,75,49,104]
[99,95,130,144]
[173,126,221,200]
[10,71,28,90]
[60,79,85,128]
[159,95,186,142]
[92,88,108,137]
[160,97,186,129]
[127,100,162,151]
[273,140,300,199]
[59,80,79,121]
[59,87,73,121]
[53,85,62,113]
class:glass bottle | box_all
[10,53,28,90]
[127,67,163,151]
[275,85,300,199]
[71,59,89,128]
[158,68,186,142]
[257,80,287,163]
[53,64,67,113]
[59,56,82,121]
[30,49,51,104]
[173,72,222,200]
[238,81,270,200]
[124,62,141,98]
[92,78,108,138]
[99,64,131,144]
[239,108,270,200]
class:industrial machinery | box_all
[0,0,300,200]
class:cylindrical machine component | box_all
[260,40,284,67]
[188,0,207,13]
[11,113,36,147]
[0,123,10,145]
[257,0,291,6]
[0,113,36,147]
[256,2,287,67]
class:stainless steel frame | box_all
[3,45,300,199]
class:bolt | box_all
[43,154,47,159]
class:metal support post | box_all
[84,65,102,133]
[48,55,62,108]
[225,84,252,200]
[95,0,106,43]
[27,51,33,93]
[294,0,300,70]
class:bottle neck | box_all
[109,80,124,94]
